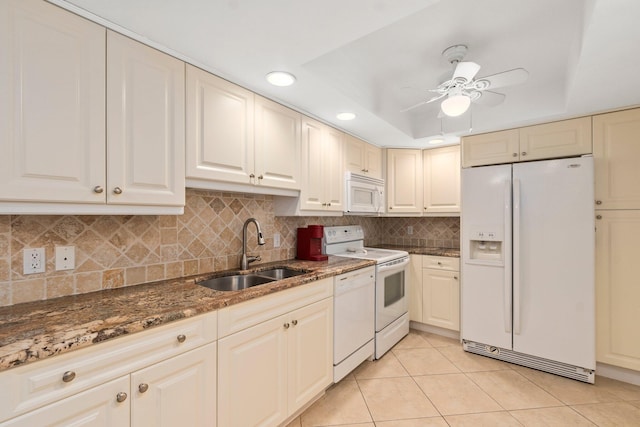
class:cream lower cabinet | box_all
[462,117,592,168]
[410,255,460,331]
[217,279,333,427]
[386,149,423,214]
[0,312,217,425]
[595,211,640,372]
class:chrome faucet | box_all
[241,218,266,270]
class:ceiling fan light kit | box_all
[441,93,471,117]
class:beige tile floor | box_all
[286,330,640,427]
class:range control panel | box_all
[323,225,364,244]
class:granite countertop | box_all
[0,256,374,372]
[372,244,460,258]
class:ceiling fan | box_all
[402,45,529,117]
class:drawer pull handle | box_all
[595,200,602,205]
[116,392,128,403]
[521,151,527,156]
[437,262,442,265]
[113,186,123,195]
[283,322,290,329]
[292,320,298,326]
[62,371,76,383]
[93,186,104,194]
[139,383,149,393]
[177,334,186,343]
[596,215,602,220]
[512,153,518,157]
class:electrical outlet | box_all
[55,246,75,271]
[273,233,281,248]
[23,248,45,274]
[407,226,413,235]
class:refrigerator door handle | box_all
[503,179,512,333]
[513,177,521,335]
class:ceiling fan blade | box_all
[475,68,529,90]
[472,90,506,107]
[452,61,481,82]
[400,93,446,112]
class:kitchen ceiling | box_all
[54,0,640,148]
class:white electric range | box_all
[324,225,410,359]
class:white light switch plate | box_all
[55,246,75,271]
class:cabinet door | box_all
[595,210,640,371]
[107,30,185,207]
[423,146,460,214]
[461,129,519,167]
[422,268,460,331]
[324,127,345,211]
[408,255,423,323]
[299,117,325,210]
[344,134,367,174]
[593,108,640,210]
[131,343,216,427]
[519,117,592,162]
[218,315,288,427]
[287,298,333,415]
[364,143,383,179]
[0,0,105,204]
[386,149,423,214]
[186,65,255,184]
[255,96,301,190]
[2,376,130,427]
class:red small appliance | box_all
[297,225,328,261]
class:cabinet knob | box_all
[327,202,331,207]
[138,383,149,393]
[283,322,290,329]
[249,173,255,178]
[596,200,602,205]
[62,371,76,383]
[258,175,264,180]
[512,153,518,157]
[112,187,123,195]
[437,261,442,265]
[322,203,327,206]
[365,169,369,173]
[596,215,602,220]
[361,169,367,172]
[116,392,128,403]
[454,276,458,280]
[292,319,298,326]
[389,206,393,209]
[177,334,186,343]
[93,186,104,194]
[521,151,527,156]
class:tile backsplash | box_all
[0,189,458,307]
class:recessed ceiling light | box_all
[265,71,296,87]
[429,138,445,145]
[336,112,356,121]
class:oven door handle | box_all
[376,257,409,272]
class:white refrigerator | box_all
[461,156,595,383]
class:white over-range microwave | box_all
[345,172,385,215]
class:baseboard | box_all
[410,321,460,341]
[596,362,640,386]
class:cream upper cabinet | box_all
[462,117,592,168]
[131,343,217,427]
[462,129,519,167]
[344,134,382,179]
[593,108,640,210]
[519,117,592,162]
[254,95,301,190]
[386,149,423,214]
[595,210,640,372]
[185,65,254,185]
[107,31,185,207]
[0,0,106,204]
[423,146,460,215]
[298,117,344,212]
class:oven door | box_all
[375,257,409,331]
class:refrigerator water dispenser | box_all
[468,230,502,261]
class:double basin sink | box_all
[196,267,309,292]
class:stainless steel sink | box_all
[196,274,275,292]
[255,267,308,280]
[196,267,309,292]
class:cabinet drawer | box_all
[217,278,333,339]
[0,311,217,422]
[422,256,459,271]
